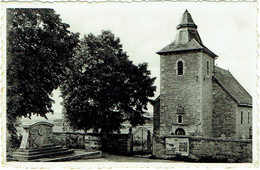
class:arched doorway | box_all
[175,128,185,135]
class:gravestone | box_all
[12,121,73,161]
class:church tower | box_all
[157,10,217,137]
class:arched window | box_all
[177,115,183,123]
[177,61,183,75]
[241,111,243,124]
[175,128,185,135]
[249,127,252,139]
[207,61,210,76]
[248,112,250,124]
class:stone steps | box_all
[19,146,63,153]
[13,146,66,156]
[31,150,102,162]
[12,146,74,161]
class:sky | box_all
[8,2,256,121]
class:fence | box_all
[102,133,133,155]
[132,127,152,154]
[102,127,152,155]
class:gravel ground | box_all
[71,153,184,162]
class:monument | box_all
[12,121,74,161]
[19,121,55,149]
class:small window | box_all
[207,61,210,76]
[177,115,183,123]
[175,128,185,135]
[248,112,250,124]
[249,127,252,139]
[177,61,183,75]
[241,111,243,124]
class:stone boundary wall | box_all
[189,137,252,162]
[53,132,101,151]
[152,136,252,162]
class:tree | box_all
[7,8,79,135]
[61,30,156,133]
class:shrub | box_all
[7,133,22,154]
[66,134,85,149]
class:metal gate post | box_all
[147,130,151,152]
[127,127,133,155]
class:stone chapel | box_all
[152,10,252,141]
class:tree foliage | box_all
[7,8,79,134]
[61,30,156,133]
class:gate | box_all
[132,127,152,154]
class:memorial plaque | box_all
[165,137,189,156]
[19,121,55,149]
[179,142,188,152]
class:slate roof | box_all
[177,9,198,30]
[213,66,252,106]
[157,10,217,58]
[152,66,252,107]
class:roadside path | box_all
[72,153,184,162]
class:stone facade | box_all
[212,79,237,138]
[212,73,253,140]
[153,97,160,136]
[236,106,252,139]
[160,51,214,137]
[152,10,252,161]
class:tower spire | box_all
[177,9,197,30]
[157,10,217,58]
[174,10,202,46]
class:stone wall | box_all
[152,136,167,159]
[189,137,252,162]
[200,53,214,137]
[160,51,213,137]
[152,136,252,162]
[153,99,160,136]
[160,52,200,136]
[212,78,237,138]
[212,76,253,140]
[236,106,252,139]
[53,132,101,150]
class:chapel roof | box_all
[213,66,252,107]
[157,10,217,58]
